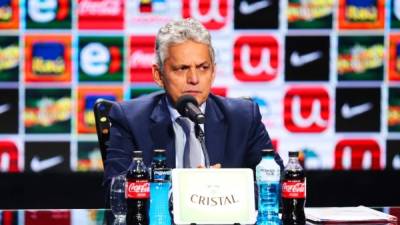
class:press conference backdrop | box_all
[0,0,400,205]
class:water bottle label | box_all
[256,168,280,182]
[282,180,306,198]
[126,180,150,199]
[153,168,171,182]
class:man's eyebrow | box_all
[196,61,210,67]
[172,63,189,68]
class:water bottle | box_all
[149,149,172,225]
[256,149,281,224]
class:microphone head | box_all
[175,95,198,117]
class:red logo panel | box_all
[77,86,123,133]
[0,141,19,173]
[334,139,381,170]
[211,87,227,97]
[78,0,124,30]
[0,0,19,29]
[284,87,330,133]
[25,210,70,225]
[338,0,385,29]
[182,0,229,30]
[389,34,400,81]
[272,139,278,151]
[130,36,155,82]
[234,35,279,82]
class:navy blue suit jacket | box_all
[104,92,283,184]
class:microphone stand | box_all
[192,123,242,225]
[194,123,210,168]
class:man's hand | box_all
[196,163,221,168]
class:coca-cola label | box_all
[282,180,306,198]
[125,180,150,199]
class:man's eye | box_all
[199,65,209,71]
[175,67,187,72]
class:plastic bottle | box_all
[149,149,172,225]
[281,151,306,225]
[256,149,281,224]
[125,151,149,225]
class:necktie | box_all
[175,117,203,168]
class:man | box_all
[104,18,283,184]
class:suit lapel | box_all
[204,96,227,166]
[149,96,175,168]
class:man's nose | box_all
[187,67,199,84]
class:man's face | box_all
[153,40,215,105]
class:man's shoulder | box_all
[210,94,254,111]
[209,94,256,118]
[116,91,165,114]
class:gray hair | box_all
[155,18,216,70]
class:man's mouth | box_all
[184,90,201,94]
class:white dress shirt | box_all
[166,97,205,168]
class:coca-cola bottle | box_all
[281,151,306,225]
[126,151,150,225]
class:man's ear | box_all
[152,64,164,88]
[211,63,216,83]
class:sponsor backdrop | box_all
[0,0,399,174]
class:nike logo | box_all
[239,0,271,15]
[0,104,11,115]
[290,51,322,67]
[31,156,64,172]
[341,102,373,119]
[392,155,400,170]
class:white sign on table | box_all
[171,168,256,225]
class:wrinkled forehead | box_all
[165,41,213,65]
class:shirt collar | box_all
[166,96,206,122]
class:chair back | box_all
[93,98,115,165]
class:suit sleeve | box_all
[245,101,284,170]
[104,102,136,185]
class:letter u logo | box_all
[234,35,279,82]
[183,0,228,30]
[240,44,276,76]
[0,141,19,172]
[284,87,330,133]
[334,139,381,170]
[291,95,327,128]
[190,0,224,23]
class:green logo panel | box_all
[25,0,72,29]
[79,36,124,82]
[337,36,384,81]
[25,88,71,133]
[0,36,19,81]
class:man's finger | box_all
[211,163,221,168]
[196,163,221,168]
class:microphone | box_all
[176,95,210,168]
[175,95,205,124]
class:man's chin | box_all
[195,96,208,106]
[174,93,208,105]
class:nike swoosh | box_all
[239,0,271,15]
[392,155,400,170]
[341,102,373,119]
[290,51,323,67]
[0,104,11,115]
[31,156,64,172]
